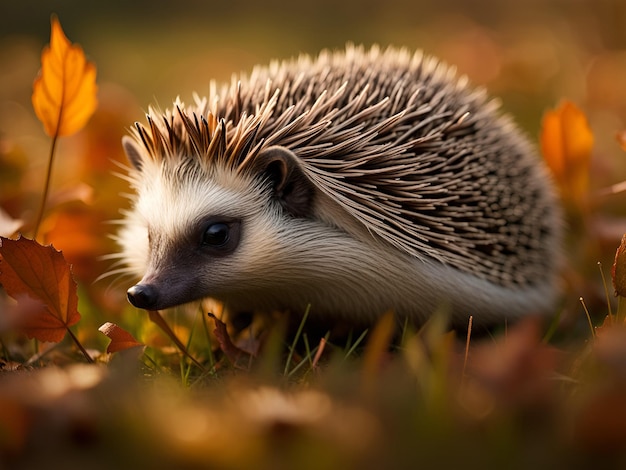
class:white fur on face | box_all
[118,158,283,288]
[136,164,252,250]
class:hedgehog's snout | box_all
[127,284,158,310]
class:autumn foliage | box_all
[32,16,97,138]
[29,16,99,240]
[540,100,594,211]
[0,18,132,359]
[98,322,142,353]
[0,236,80,342]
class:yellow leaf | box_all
[540,100,593,208]
[32,16,98,137]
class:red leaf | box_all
[0,236,80,342]
[98,322,143,353]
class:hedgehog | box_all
[111,44,561,328]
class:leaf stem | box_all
[66,326,94,363]
[33,131,59,241]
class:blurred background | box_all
[3,0,626,127]
[1,0,626,328]
[0,0,626,140]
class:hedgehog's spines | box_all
[126,45,560,290]
[233,81,242,123]
[216,119,228,165]
[134,121,153,159]
[161,114,175,154]
[199,114,210,151]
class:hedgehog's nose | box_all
[127,284,158,310]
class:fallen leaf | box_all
[99,322,143,353]
[209,312,250,366]
[540,100,593,209]
[32,16,97,137]
[0,236,80,342]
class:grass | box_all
[4,295,625,469]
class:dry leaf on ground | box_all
[0,236,80,342]
[99,322,143,353]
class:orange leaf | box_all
[32,16,98,137]
[540,100,593,208]
[0,236,81,342]
[98,322,143,353]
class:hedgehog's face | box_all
[119,142,316,311]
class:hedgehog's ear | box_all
[254,146,314,217]
[122,136,145,171]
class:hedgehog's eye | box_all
[199,218,241,255]
[202,223,230,247]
